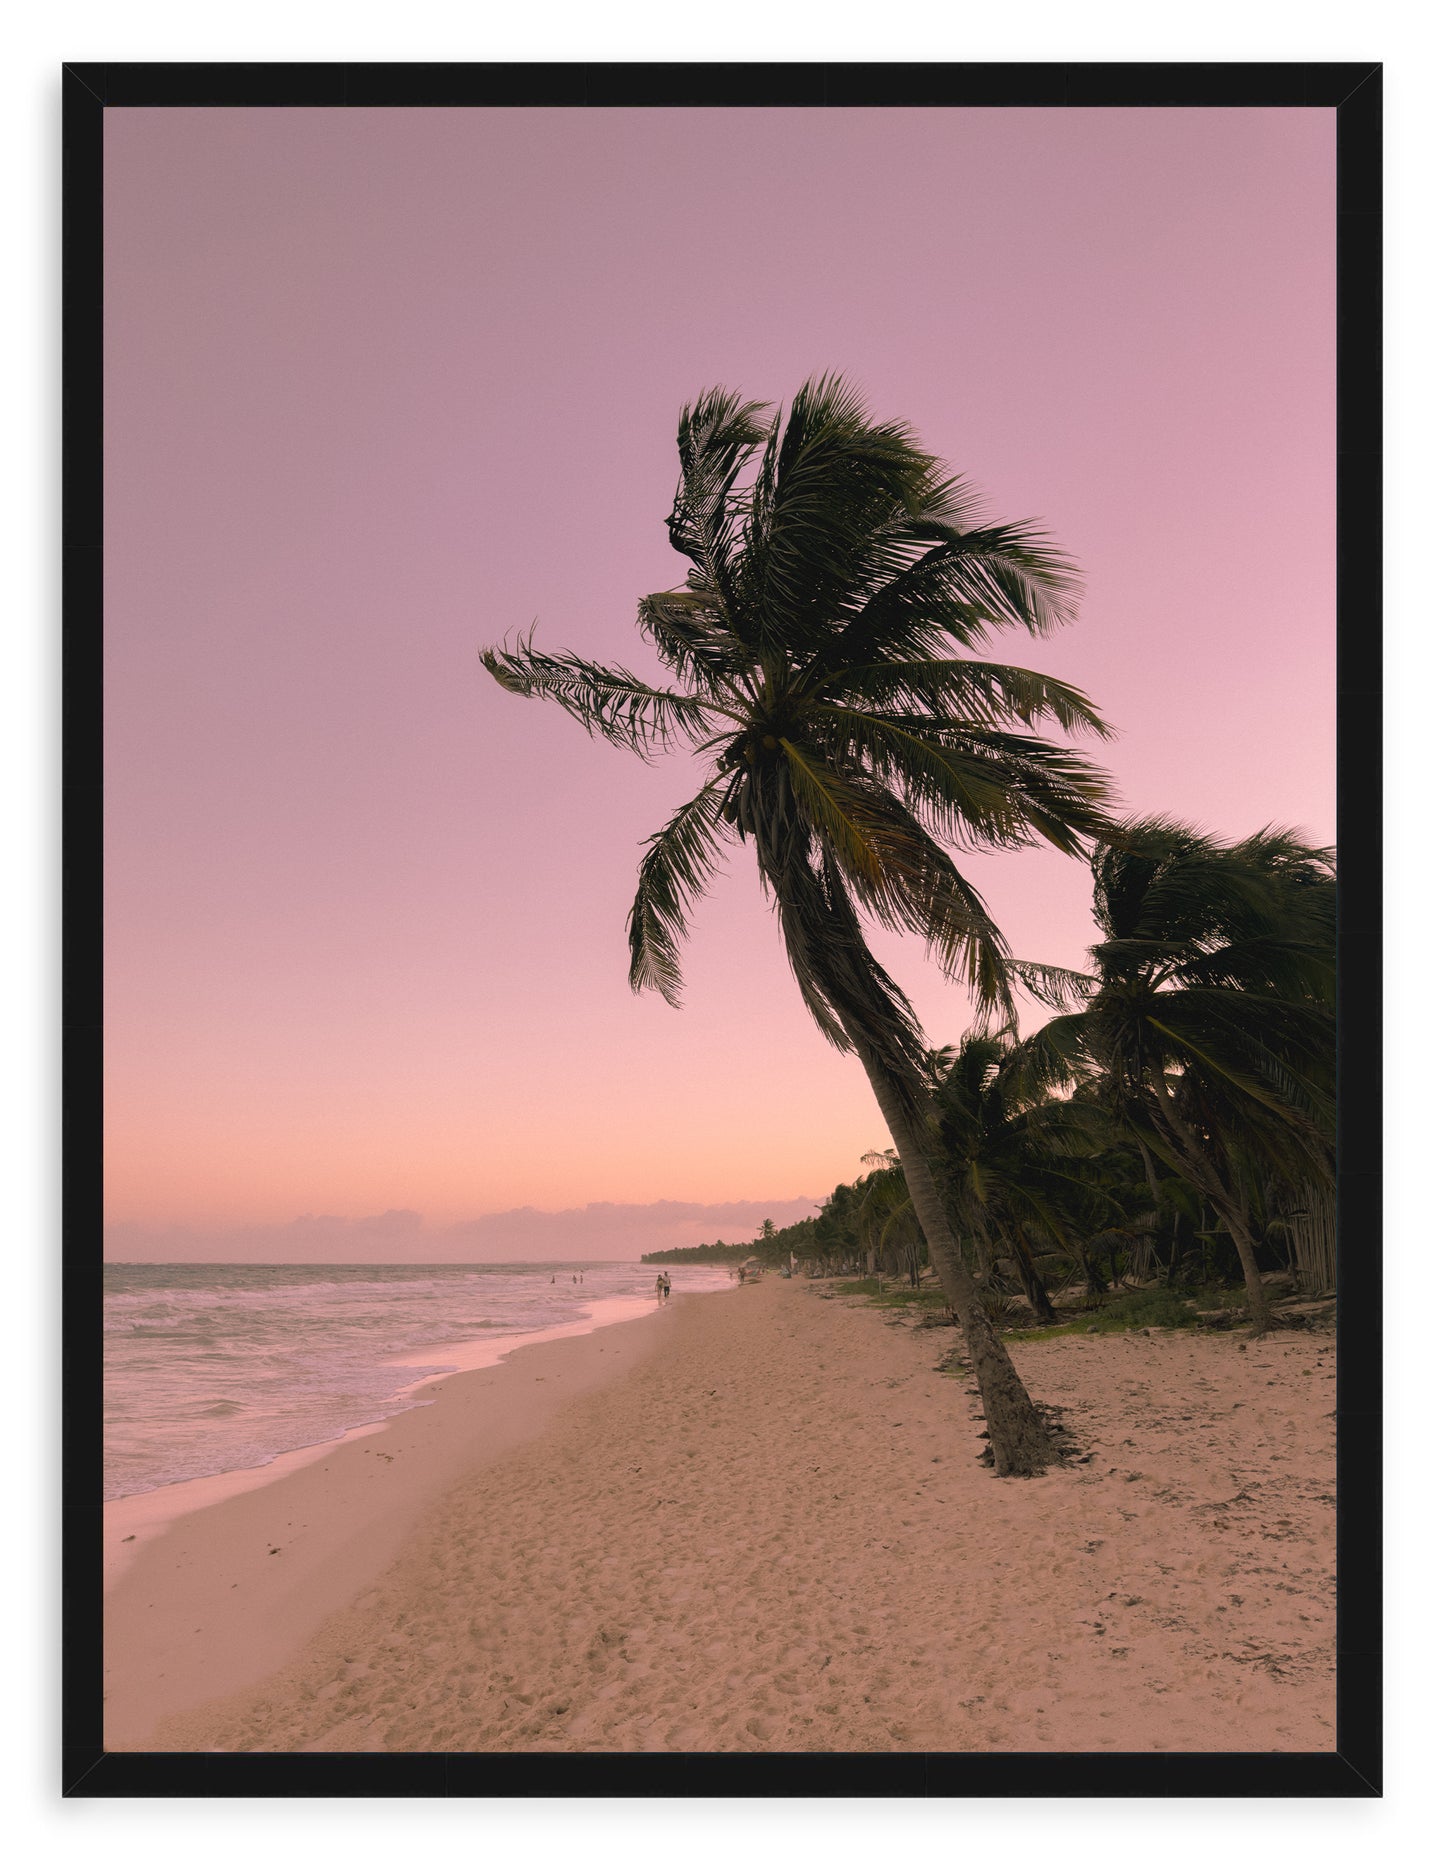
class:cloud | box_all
[290,1208,426,1238]
[103,1197,820,1264]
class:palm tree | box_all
[997,1087,1183,1296]
[931,1032,1072,1322]
[1011,819,1336,1335]
[482,377,1114,1473]
[854,1152,924,1280]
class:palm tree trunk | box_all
[1144,1067,1272,1336]
[857,1054,1060,1476]
[1008,1227,1057,1323]
[1214,1203,1271,1337]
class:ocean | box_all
[103,1260,732,1502]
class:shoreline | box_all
[104,1293,682,1749]
[121,1277,1336,1756]
[104,1288,694,1589]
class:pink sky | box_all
[103,107,1335,1260]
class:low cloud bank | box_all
[104,1197,821,1264]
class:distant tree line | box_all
[640,1240,757,1265]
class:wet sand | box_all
[111,1277,1336,1754]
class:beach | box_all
[107,1278,1336,1755]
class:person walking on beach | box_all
[655,1274,665,1306]
[662,1272,671,1302]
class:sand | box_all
[103,1303,671,1749]
[109,1278,1336,1754]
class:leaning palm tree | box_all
[1011,819,1336,1335]
[482,377,1115,1473]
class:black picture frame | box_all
[63,60,1382,1800]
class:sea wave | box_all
[104,1260,732,1500]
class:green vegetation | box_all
[1012,820,1336,1336]
[762,826,1337,1340]
[827,1273,1286,1345]
[640,1240,754,1265]
[826,1278,953,1312]
[1003,1287,1200,1341]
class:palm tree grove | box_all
[484,377,1337,1479]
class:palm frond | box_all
[666,389,771,629]
[805,521,1084,686]
[1173,935,1336,1006]
[1006,959,1097,1012]
[761,834,931,1104]
[635,590,752,697]
[813,656,1112,738]
[627,780,732,1007]
[776,738,893,891]
[1010,1015,1097,1095]
[737,375,938,661]
[806,706,1116,856]
[776,738,1015,1009]
[804,708,1024,848]
[480,634,719,759]
[836,785,1017,1009]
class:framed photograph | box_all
[66,62,1381,1797]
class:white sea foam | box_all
[103,1260,730,1500]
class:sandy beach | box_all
[107,1278,1336,1755]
